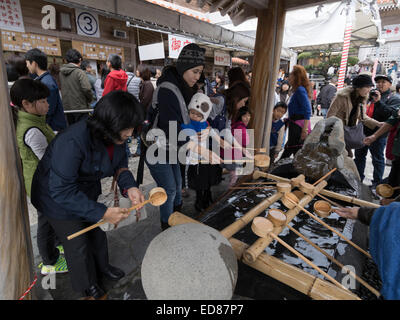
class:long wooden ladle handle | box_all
[313,168,337,186]
[67,199,151,240]
[286,197,372,259]
[229,186,276,190]
[317,193,344,208]
[287,225,380,297]
[267,232,348,291]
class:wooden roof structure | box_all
[186,0,344,149]
[187,0,340,25]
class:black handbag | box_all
[343,103,366,150]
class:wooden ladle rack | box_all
[168,171,381,300]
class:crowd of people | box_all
[5,42,400,299]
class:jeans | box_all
[136,136,141,155]
[355,136,387,185]
[145,161,182,223]
[125,137,132,157]
[321,108,328,118]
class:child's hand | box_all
[243,148,253,159]
[197,127,210,142]
[209,150,222,164]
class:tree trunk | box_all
[249,0,286,149]
[0,37,35,300]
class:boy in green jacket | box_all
[11,79,68,275]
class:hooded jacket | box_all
[102,69,128,97]
[36,71,67,131]
[59,63,94,111]
[327,86,380,130]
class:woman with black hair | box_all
[227,67,249,88]
[221,81,252,186]
[31,91,145,300]
[214,72,225,94]
[144,43,205,229]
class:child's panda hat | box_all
[188,93,212,122]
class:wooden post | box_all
[0,38,35,299]
[249,0,286,149]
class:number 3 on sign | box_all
[76,9,100,38]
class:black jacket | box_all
[364,90,400,136]
[146,66,196,160]
[317,84,337,110]
[31,120,137,222]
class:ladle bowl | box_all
[267,209,287,227]
[276,182,291,194]
[252,217,274,238]
[313,200,332,218]
[299,181,315,194]
[291,175,305,188]
[254,154,270,168]
[281,192,300,210]
[148,187,168,207]
[376,184,400,198]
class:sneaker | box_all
[39,255,68,275]
[57,245,64,255]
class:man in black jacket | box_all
[317,76,337,117]
[355,75,400,187]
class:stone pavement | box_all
[29,116,387,300]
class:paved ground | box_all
[29,115,388,300]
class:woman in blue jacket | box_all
[31,91,145,299]
[280,65,312,159]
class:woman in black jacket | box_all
[144,43,205,230]
[31,91,145,299]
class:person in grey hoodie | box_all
[59,49,94,125]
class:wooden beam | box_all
[249,0,285,149]
[241,0,269,10]
[0,37,35,300]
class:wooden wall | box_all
[18,0,136,63]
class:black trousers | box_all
[37,211,59,265]
[46,216,109,294]
[281,119,304,159]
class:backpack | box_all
[140,81,190,148]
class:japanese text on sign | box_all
[0,0,24,32]
[168,34,194,59]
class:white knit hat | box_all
[187,93,212,122]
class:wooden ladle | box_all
[376,184,400,198]
[266,214,380,298]
[67,187,167,240]
[251,217,347,290]
[313,200,332,218]
[284,196,372,259]
[233,147,267,153]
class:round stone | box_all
[141,223,238,300]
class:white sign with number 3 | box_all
[75,9,100,38]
